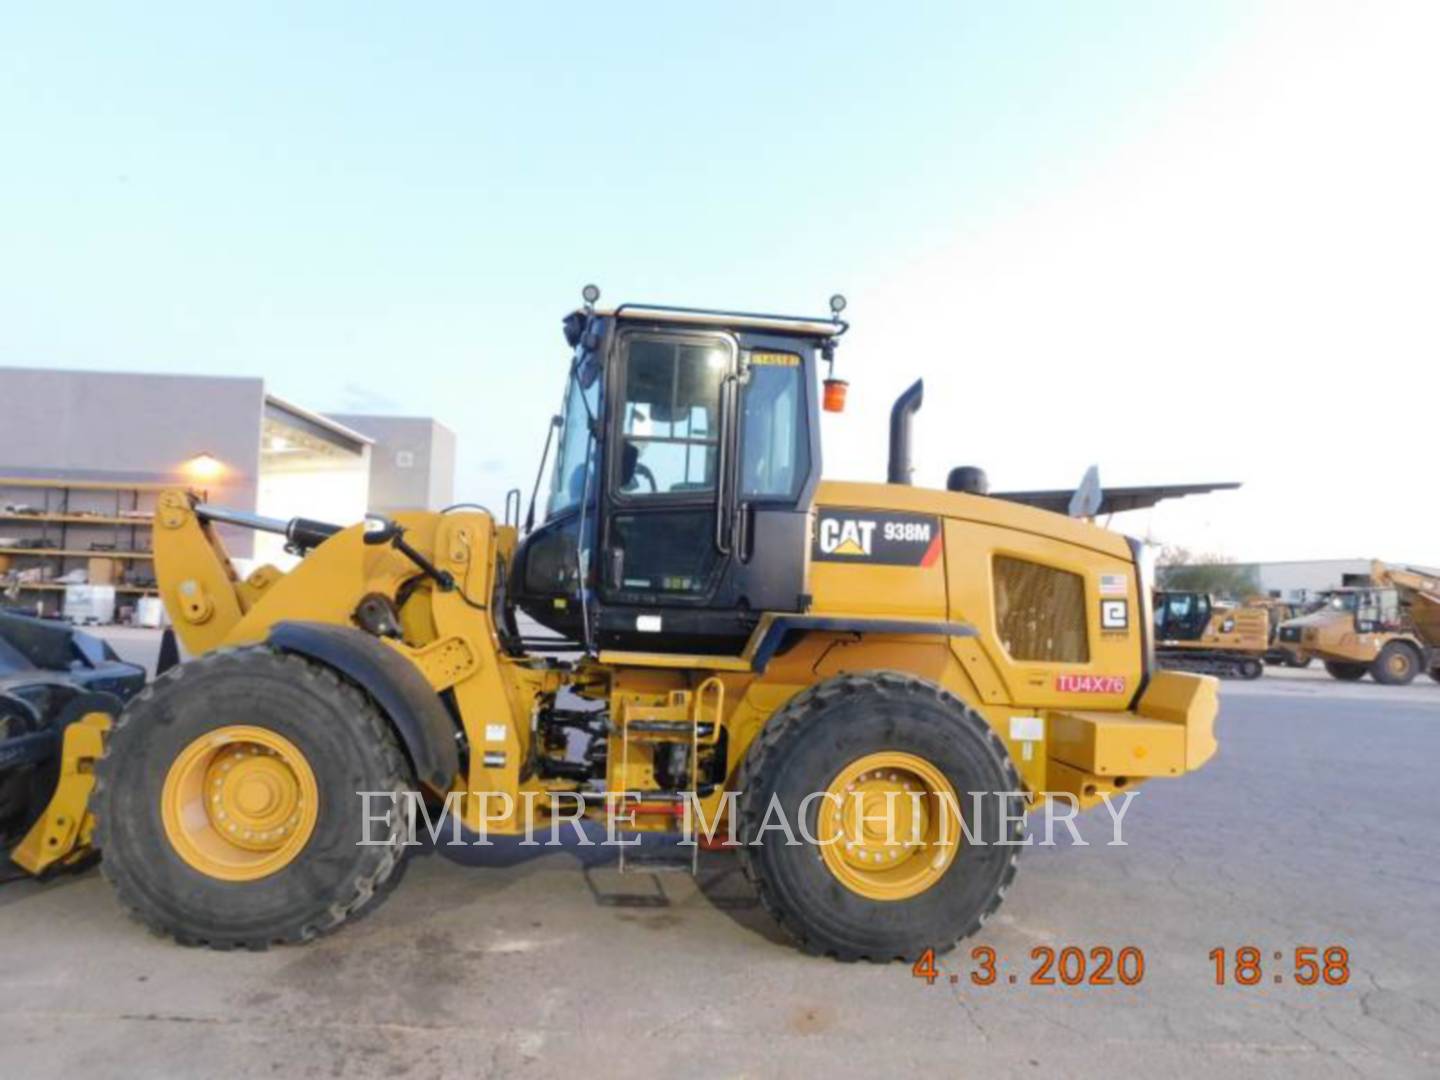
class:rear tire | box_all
[1284,653,1313,669]
[737,672,1022,962]
[1239,658,1264,680]
[1324,660,1368,682]
[1371,642,1421,686]
[95,647,414,949]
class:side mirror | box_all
[363,515,403,546]
[563,311,587,348]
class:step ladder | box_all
[615,677,724,876]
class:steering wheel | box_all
[632,463,658,493]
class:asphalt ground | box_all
[2,642,1436,1078]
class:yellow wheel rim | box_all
[161,725,319,882]
[817,751,962,902]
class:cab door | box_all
[597,329,738,645]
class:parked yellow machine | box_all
[1153,591,1269,679]
[1251,596,1317,668]
[16,293,1221,959]
[1276,562,1440,685]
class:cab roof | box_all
[582,303,844,339]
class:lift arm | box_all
[151,491,308,656]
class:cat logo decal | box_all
[813,511,942,567]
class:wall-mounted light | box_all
[182,452,226,482]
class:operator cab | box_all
[1153,591,1213,642]
[1325,587,1403,634]
[510,293,839,654]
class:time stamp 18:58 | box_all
[911,945,1351,988]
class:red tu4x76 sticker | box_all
[1056,674,1127,694]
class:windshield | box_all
[547,361,601,518]
[1327,593,1360,612]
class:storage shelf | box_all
[0,512,152,526]
[0,548,153,559]
[0,478,175,618]
[11,582,155,595]
[0,477,181,493]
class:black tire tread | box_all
[735,670,1023,963]
[1371,641,1421,686]
[1324,660,1369,682]
[93,646,412,950]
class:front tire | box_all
[1324,660,1368,682]
[1239,658,1264,680]
[95,647,414,949]
[737,672,1022,962]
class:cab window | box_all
[617,336,728,497]
[739,352,809,500]
[1356,589,1401,632]
[993,555,1090,662]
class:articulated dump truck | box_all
[1277,562,1440,685]
[13,294,1221,959]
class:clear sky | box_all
[3,3,1435,562]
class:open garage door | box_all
[252,397,372,568]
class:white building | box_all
[1191,558,1440,601]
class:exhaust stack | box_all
[887,379,924,485]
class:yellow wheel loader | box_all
[1276,562,1440,685]
[1153,591,1269,680]
[18,292,1221,959]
